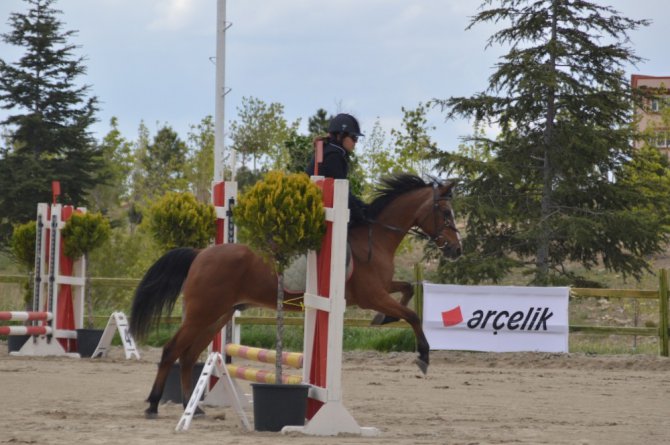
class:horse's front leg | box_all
[371,280,414,325]
[363,292,429,374]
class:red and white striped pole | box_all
[209,180,237,391]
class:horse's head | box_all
[366,174,462,259]
[415,180,462,259]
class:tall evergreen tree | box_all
[433,0,665,285]
[284,128,312,174]
[88,117,134,219]
[308,108,332,136]
[133,124,188,204]
[0,0,103,245]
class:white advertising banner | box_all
[423,283,569,353]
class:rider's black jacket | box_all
[306,141,367,226]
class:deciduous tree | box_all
[228,97,293,171]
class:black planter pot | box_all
[76,328,104,357]
[161,362,205,404]
[7,334,30,353]
[251,383,309,432]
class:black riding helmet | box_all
[328,113,364,137]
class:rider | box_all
[306,113,367,226]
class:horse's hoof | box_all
[145,409,158,419]
[414,358,428,375]
[371,313,400,326]
[381,315,400,325]
[193,406,206,418]
[370,312,386,325]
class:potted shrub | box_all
[147,191,216,403]
[7,221,37,352]
[235,171,325,432]
[61,211,111,357]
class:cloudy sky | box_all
[1,0,668,156]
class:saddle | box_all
[283,244,353,295]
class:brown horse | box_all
[129,174,461,418]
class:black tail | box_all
[129,247,199,341]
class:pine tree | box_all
[133,125,189,203]
[0,0,104,245]
[433,0,665,285]
[88,117,134,218]
[308,108,332,136]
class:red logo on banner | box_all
[441,306,463,327]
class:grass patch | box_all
[136,322,417,354]
[241,324,304,351]
[570,333,659,355]
[345,327,415,352]
[238,325,416,353]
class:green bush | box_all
[62,212,112,259]
[148,192,216,251]
[10,220,36,271]
[61,212,112,327]
[10,221,37,308]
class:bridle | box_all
[366,181,459,260]
[409,182,459,251]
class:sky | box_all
[1,0,669,159]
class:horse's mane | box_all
[366,174,431,220]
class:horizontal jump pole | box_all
[0,326,52,336]
[226,364,303,385]
[224,343,303,369]
[0,311,53,322]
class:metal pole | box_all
[214,0,227,182]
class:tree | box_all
[185,115,216,203]
[284,128,313,174]
[133,124,189,203]
[61,212,111,327]
[308,108,332,136]
[88,117,134,218]
[147,192,216,252]
[0,0,105,246]
[391,103,436,178]
[433,0,663,285]
[228,97,293,172]
[235,171,325,384]
[10,220,37,310]
[359,118,397,196]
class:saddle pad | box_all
[283,244,353,294]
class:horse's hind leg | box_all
[145,326,192,418]
[371,280,414,325]
[178,312,234,416]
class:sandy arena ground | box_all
[1,344,669,445]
